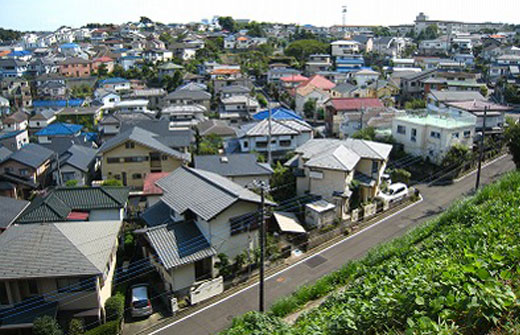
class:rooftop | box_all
[395,113,475,129]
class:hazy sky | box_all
[0,0,519,32]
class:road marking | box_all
[147,196,424,335]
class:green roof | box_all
[17,187,129,224]
[395,114,474,129]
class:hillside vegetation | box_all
[222,172,520,335]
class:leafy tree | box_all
[0,28,21,42]
[416,24,439,41]
[246,22,265,37]
[33,316,63,335]
[198,134,223,155]
[402,44,417,58]
[372,26,391,37]
[257,94,268,108]
[102,179,123,187]
[140,16,153,24]
[389,168,412,185]
[159,32,175,45]
[404,99,426,110]
[68,319,84,335]
[352,127,376,141]
[504,84,520,104]
[269,162,296,203]
[96,63,108,78]
[480,85,489,97]
[70,84,93,99]
[441,144,472,176]
[505,118,520,169]
[215,253,232,278]
[303,99,316,119]
[285,39,329,62]
[218,16,236,32]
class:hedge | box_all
[84,321,120,335]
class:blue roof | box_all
[82,132,98,142]
[120,55,140,60]
[99,77,129,85]
[60,43,79,49]
[253,107,302,121]
[336,59,365,64]
[36,122,83,136]
[33,99,84,108]
[8,50,31,57]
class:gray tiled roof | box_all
[429,90,486,102]
[145,221,216,270]
[61,145,98,172]
[142,200,172,227]
[6,143,54,169]
[0,196,29,230]
[0,220,122,279]
[98,127,190,161]
[194,154,274,177]
[119,121,194,149]
[305,145,360,171]
[0,146,12,162]
[245,119,313,137]
[165,89,211,101]
[156,166,265,221]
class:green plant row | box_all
[221,172,520,335]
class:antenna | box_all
[342,5,347,26]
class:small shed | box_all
[273,212,306,234]
[305,200,336,228]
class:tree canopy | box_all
[285,39,329,62]
[218,17,236,32]
[0,28,21,42]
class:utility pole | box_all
[267,105,272,165]
[258,181,266,312]
[475,106,488,190]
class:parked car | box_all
[131,284,153,318]
[377,183,408,203]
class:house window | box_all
[280,140,291,147]
[124,156,147,163]
[4,167,12,173]
[464,130,471,138]
[230,212,260,236]
[452,132,459,139]
[132,173,142,180]
[372,161,379,174]
[411,128,417,142]
[125,142,135,149]
[107,157,120,164]
[243,141,249,149]
[256,141,268,149]
[397,125,406,135]
[19,169,29,176]
[430,131,440,139]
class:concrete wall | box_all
[170,263,195,292]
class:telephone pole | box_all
[475,106,488,190]
[258,181,266,312]
[267,106,272,165]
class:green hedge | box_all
[84,321,119,335]
[222,171,520,335]
[105,293,125,322]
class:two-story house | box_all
[98,127,191,188]
[392,112,475,165]
[59,57,93,77]
[286,138,392,219]
[0,143,54,187]
[140,166,272,297]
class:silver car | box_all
[130,284,153,318]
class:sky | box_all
[0,0,519,32]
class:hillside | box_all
[222,172,520,335]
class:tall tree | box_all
[285,39,329,62]
[218,17,236,32]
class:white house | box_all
[392,112,475,164]
[331,40,362,57]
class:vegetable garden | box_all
[222,171,520,335]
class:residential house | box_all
[161,104,207,128]
[418,37,450,56]
[194,154,273,187]
[325,97,385,137]
[0,196,29,233]
[56,106,104,128]
[94,89,121,109]
[0,220,122,328]
[238,119,313,157]
[445,100,512,134]
[29,110,57,130]
[16,186,129,223]
[143,49,174,64]
[92,56,115,73]
[98,127,191,188]
[427,90,486,110]
[353,69,380,87]
[97,112,154,139]
[287,139,392,218]
[0,78,32,108]
[59,57,93,77]
[0,96,9,116]
[0,130,29,151]
[335,55,365,73]
[142,172,169,207]
[98,77,131,92]
[399,69,437,101]
[0,143,54,186]
[331,40,362,57]
[2,111,28,131]
[123,88,167,110]
[305,54,332,76]
[158,62,184,79]
[111,100,152,114]
[140,166,270,296]
[294,75,337,114]
[36,81,67,99]
[54,145,98,186]
[392,112,475,164]
[35,122,83,144]
[280,74,309,89]
[219,95,260,122]
[219,85,251,99]
[163,88,211,111]
[267,67,301,84]
[0,59,28,78]
[196,119,238,152]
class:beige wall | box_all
[170,263,195,292]
[308,169,353,202]
[101,141,184,188]
[98,242,118,312]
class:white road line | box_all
[147,196,424,335]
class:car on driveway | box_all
[131,284,153,318]
[377,183,408,203]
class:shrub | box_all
[33,316,63,335]
[105,293,125,322]
[84,321,120,335]
[102,179,123,187]
[65,179,79,187]
[390,168,412,185]
[68,319,84,335]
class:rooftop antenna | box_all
[342,5,347,26]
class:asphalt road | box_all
[148,155,515,335]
